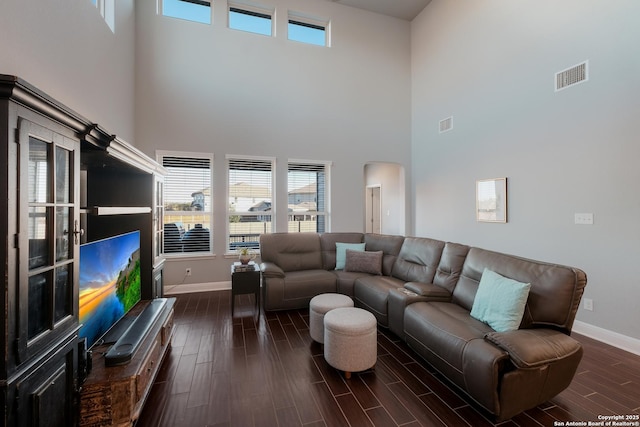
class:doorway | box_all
[365,185,381,234]
[364,162,406,235]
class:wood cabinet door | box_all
[16,118,81,364]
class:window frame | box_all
[157,150,214,257]
[287,11,330,47]
[161,0,212,25]
[228,2,275,37]
[226,155,275,254]
[90,0,115,32]
[287,160,331,233]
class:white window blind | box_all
[228,157,273,251]
[288,161,328,233]
[161,154,212,254]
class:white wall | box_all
[412,0,640,340]
[0,0,136,141]
[134,0,412,286]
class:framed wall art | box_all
[476,177,507,223]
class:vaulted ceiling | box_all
[327,0,432,21]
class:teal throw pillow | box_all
[470,268,531,332]
[335,242,365,270]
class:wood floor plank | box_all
[365,406,397,427]
[387,381,446,426]
[335,392,374,427]
[187,361,212,408]
[309,381,350,426]
[360,370,417,425]
[378,354,430,396]
[347,375,381,410]
[136,291,640,427]
[170,353,198,395]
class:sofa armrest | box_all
[260,261,285,278]
[484,328,582,369]
[404,282,451,301]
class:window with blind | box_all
[159,153,213,255]
[227,157,274,252]
[288,161,330,233]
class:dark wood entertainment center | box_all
[0,74,171,427]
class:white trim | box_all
[164,281,231,295]
[572,320,640,356]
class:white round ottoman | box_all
[323,307,377,379]
[309,293,354,343]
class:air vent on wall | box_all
[555,61,588,92]
[439,116,453,133]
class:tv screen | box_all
[79,230,142,349]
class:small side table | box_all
[231,262,261,315]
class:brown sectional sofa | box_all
[258,232,587,421]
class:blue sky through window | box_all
[288,21,326,46]
[163,0,211,25]
[229,8,272,36]
[160,0,327,46]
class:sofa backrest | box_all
[259,232,323,272]
[433,242,470,293]
[364,233,405,276]
[391,237,445,283]
[453,247,587,333]
[319,232,365,270]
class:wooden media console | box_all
[79,298,176,426]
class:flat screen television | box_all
[79,230,142,349]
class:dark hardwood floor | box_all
[137,290,640,427]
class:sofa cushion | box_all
[454,247,586,333]
[353,275,405,325]
[470,269,531,332]
[259,232,323,272]
[320,232,364,270]
[282,269,337,300]
[364,233,405,276]
[335,242,366,270]
[404,301,494,383]
[344,250,383,275]
[334,270,372,296]
[391,237,445,283]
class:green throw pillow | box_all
[470,268,531,332]
[335,242,365,270]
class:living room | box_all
[1,0,639,425]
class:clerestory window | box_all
[162,0,212,25]
[228,3,273,36]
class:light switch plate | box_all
[574,213,594,225]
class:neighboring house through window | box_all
[227,156,274,252]
[158,152,213,255]
[288,161,330,232]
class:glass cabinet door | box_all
[18,119,80,361]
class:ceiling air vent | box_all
[439,116,453,133]
[555,61,588,92]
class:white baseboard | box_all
[161,284,640,357]
[164,281,231,295]
[572,320,640,356]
